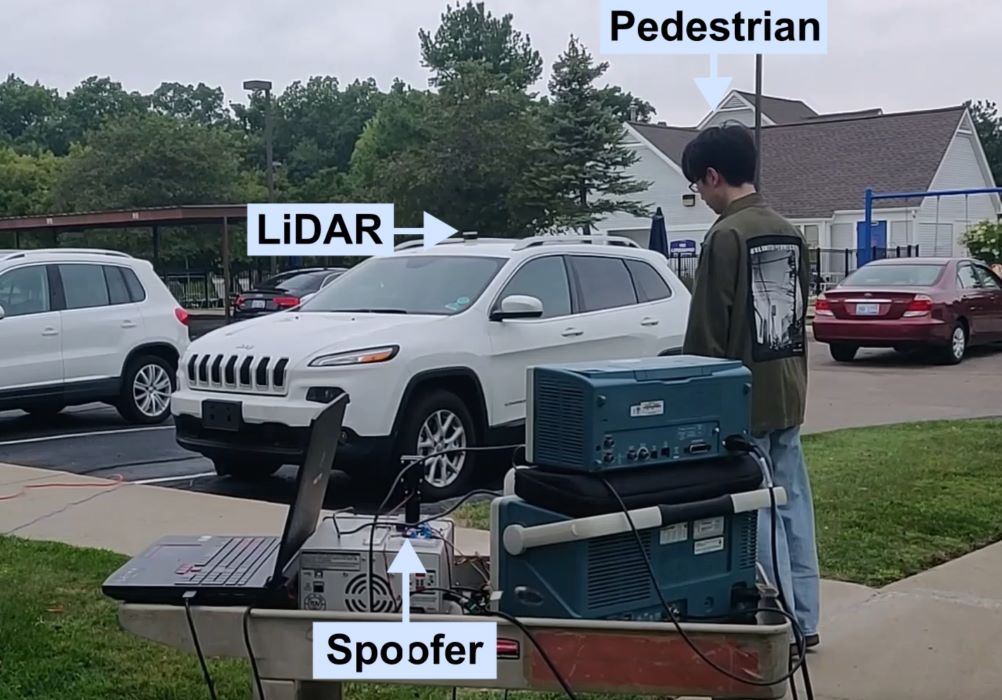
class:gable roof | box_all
[630,105,968,218]
[733,91,819,123]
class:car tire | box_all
[829,343,858,362]
[393,388,479,503]
[116,354,176,424]
[212,457,283,480]
[939,322,967,365]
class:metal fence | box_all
[664,245,921,295]
[811,245,920,293]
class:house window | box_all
[803,225,820,248]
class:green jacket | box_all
[682,193,809,436]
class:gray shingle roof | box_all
[734,91,819,124]
[630,105,966,218]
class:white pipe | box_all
[502,487,786,555]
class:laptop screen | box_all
[271,393,349,580]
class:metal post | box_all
[222,216,231,324]
[152,225,161,274]
[264,87,277,275]
[13,231,20,249]
[864,188,874,251]
[754,54,762,190]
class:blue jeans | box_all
[752,426,820,638]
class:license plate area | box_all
[855,303,880,315]
[250,300,266,309]
[202,400,242,431]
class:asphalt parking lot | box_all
[2,339,1000,515]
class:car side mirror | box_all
[299,293,316,305]
[0,304,5,320]
[491,294,544,321]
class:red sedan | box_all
[813,257,1002,364]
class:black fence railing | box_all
[811,245,920,293]
[665,245,922,295]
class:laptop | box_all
[102,393,348,607]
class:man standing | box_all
[680,124,820,651]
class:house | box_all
[598,90,1001,281]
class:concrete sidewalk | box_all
[2,461,1000,700]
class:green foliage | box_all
[0,147,62,216]
[52,112,245,211]
[962,219,1002,265]
[419,1,543,91]
[965,100,1002,185]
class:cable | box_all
[183,592,218,700]
[594,475,811,689]
[243,607,266,700]
[747,443,815,700]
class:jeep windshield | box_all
[299,255,507,315]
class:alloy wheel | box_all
[417,409,468,488]
[133,363,172,418]
[952,326,966,361]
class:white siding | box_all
[831,222,854,249]
[916,119,1000,255]
[594,142,717,234]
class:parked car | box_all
[0,248,190,422]
[813,257,1002,364]
[170,235,691,500]
[232,267,346,320]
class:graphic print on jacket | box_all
[747,234,807,362]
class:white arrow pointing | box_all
[387,539,426,623]
[694,54,732,111]
[396,212,459,248]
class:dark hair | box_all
[681,124,757,187]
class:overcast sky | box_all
[4,0,1000,126]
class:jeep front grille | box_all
[186,353,290,395]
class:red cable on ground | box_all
[0,474,126,501]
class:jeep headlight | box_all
[308,345,399,367]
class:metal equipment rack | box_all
[114,556,792,700]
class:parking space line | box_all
[132,472,216,485]
[0,425,173,447]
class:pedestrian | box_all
[679,124,820,652]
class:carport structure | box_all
[0,205,246,320]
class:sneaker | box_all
[790,634,819,655]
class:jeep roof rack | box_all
[1,248,134,262]
[394,232,510,251]
[512,234,641,250]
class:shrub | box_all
[962,220,1002,265]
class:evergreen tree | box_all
[534,36,652,234]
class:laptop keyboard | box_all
[174,537,278,587]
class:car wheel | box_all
[395,389,478,502]
[212,457,282,480]
[116,355,175,424]
[939,322,967,365]
[829,343,858,362]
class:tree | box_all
[349,64,548,236]
[50,112,249,267]
[418,1,543,92]
[966,100,1002,185]
[0,75,63,153]
[0,147,61,222]
[530,36,652,234]
[149,81,231,127]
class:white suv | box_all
[0,248,190,423]
[171,235,691,499]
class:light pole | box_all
[244,79,277,274]
[754,55,762,191]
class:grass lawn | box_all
[2,418,1000,699]
[456,418,1002,587]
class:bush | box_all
[962,220,1002,265]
